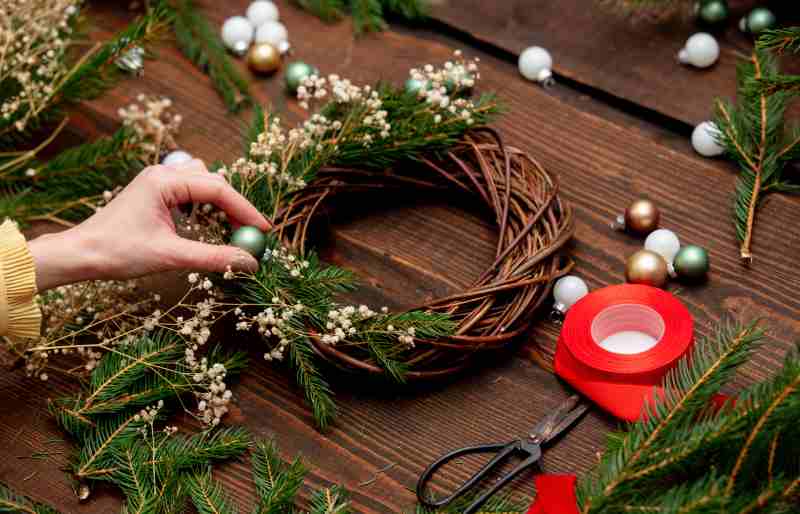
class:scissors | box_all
[416,395,588,514]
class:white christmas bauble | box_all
[678,33,719,68]
[255,20,288,47]
[518,46,553,83]
[553,275,589,313]
[645,229,681,270]
[162,150,193,167]
[221,16,254,54]
[691,121,725,157]
[247,1,279,26]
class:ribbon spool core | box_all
[591,304,665,355]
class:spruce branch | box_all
[187,468,241,514]
[0,482,60,514]
[578,319,765,513]
[308,486,351,514]
[754,27,800,96]
[291,0,428,34]
[757,27,800,55]
[168,0,252,112]
[251,440,307,513]
[714,50,800,263]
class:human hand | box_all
[28,160,268,291]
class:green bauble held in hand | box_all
[285,61,318,94]
[696,0,728,25]
[230,226,268,259]
[674,245,710,280]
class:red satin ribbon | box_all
[526,475,578,514]
[554,284,694,421]
[527,285,694,514]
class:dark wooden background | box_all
[2,1,799,512]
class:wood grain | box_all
[0,1,798,513]
[428,0,799,126]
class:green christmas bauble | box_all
[404,78,428,96]
[741,7,777,34]
[673,245,710,280]
[696,0,728,25]
[230,226,267,259]
[285,61,318,94]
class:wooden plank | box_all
[0,1,798,513]
[428,0,799,126]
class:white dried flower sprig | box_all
[118,94,182,164]
[0,0,80,132]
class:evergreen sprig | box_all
[0,482,59,514]
[290,0,428,34]
[0,126,147,226]
[0,4,169,142]
[755,28,800,95]
[577,319,800,514]
[167,0,252,112]
[714,49,800,263]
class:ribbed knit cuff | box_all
[0,219,41,338]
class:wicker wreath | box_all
[270,128,575,379]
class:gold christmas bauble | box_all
[624,199,660,236]
[625,249,669,288]
[247,43,281,74]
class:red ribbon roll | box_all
[554,284,694,421]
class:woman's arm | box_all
[27,159,267,291]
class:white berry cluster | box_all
[409,50,482,125]
[263,244,310,278]
[388,324,417,349]
[193,359,231,426]
[296,74,390,147]
[118,94,182,163]
[20,279,160,379]
[320,304,387,345]
[134,400,163,426]
[235,296,303,362]
[0,0,79,131]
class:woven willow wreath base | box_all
[273,129,575,380]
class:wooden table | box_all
[2,1,799,512]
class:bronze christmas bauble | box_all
[625,249,669,288]
[247,43,281,75]
[624,199,660,236]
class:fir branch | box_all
[714,50,800,263]
[74,410,153,479]
[757,27,800,55]
[578,319,764,513]
[251,440,307,514]
[169,0,252,112]
[160,427,252,470]
[0,482,59,514]
[187,468,240,514]
[290,338,337,429]
[308,486,351,514]
[57,5,171,105]
[290,0,346,22]
[0,125,145,226]
[292,0,427,34]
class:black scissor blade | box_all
[529,395,587,444]
[543,403,588,444]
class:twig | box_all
[358,462,396,487]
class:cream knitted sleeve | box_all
[0,219,41,337]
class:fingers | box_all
[157,163,269,230]
[165,238,260,274]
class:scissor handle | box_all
[416,441,540,511]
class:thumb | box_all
[165,238,260,274]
